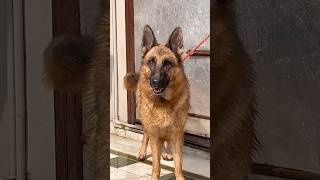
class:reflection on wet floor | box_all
[110,150,209,180]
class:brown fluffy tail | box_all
[43,36,94,92]
[124,72,140,91]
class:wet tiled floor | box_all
[110,150,209,180]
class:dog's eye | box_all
[148,58,155,66]
[163,60,172,67]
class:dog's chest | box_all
[141,103,175,127]
[135,81,189,129]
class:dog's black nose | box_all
[150,78,160,87]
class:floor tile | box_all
[110,134,210,177]
[110,168,143,180]
[136,177,151,180]
[110,151,209,180]
[160,173,176,180]
[110,153,118,159]
[120,162,171,177]
[110,156,137,168]
[110,166,117,173]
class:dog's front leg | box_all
[171,129,185,180]
[137,132,149,161]
[149,136,161,180]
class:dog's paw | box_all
[137,153,147,161]
[161,152,173,161]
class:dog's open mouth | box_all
[152,87,165,95]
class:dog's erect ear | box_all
[142,25,157,54]
[167,27,183,55]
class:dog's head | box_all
[139,25,186,100]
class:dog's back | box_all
[213,0,257,179]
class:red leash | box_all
[180,33,210,61]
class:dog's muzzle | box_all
[150,74,168,95]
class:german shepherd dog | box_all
[212,0,257,179]
[125,25,190,180]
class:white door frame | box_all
[110,0,130,125]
